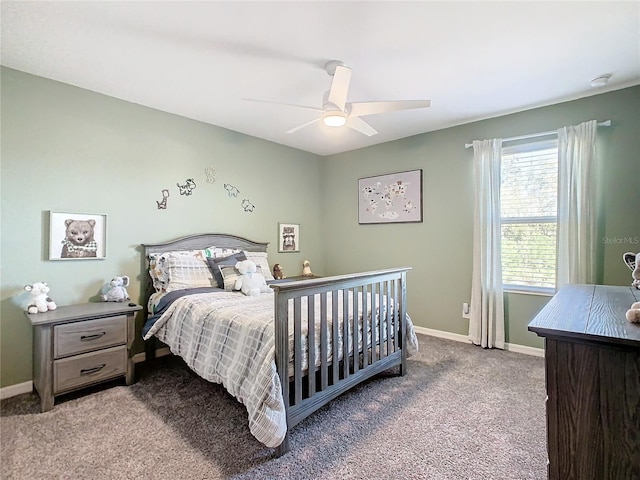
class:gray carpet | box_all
[1,334,547,479]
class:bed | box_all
[141,233,418,456]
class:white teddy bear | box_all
[24,282,57,314]
[234,260,272,296]
[626,302,640,324]
[101,276,131,302]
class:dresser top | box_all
[25,302,142,326]
[528,284,640,347]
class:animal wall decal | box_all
[177,178,196,196]
[241,199,255,212]
[205,167,217,184]
[224,183,240,197]
[156,189,170,209]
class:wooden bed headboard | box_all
[142,233,269,256]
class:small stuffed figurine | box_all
[235,260,272,296]
[101,276,131,302]
[625,302,640,323]
[623,252,640,289]
[302,260,313,277]
[273,264,285,280]
[24,282,57,314]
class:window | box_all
[501,139,558,293]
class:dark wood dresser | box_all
[528,284,640,480]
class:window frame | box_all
[500,138,558,296]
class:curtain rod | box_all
[464,120,611,149]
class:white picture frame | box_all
[278,223,300,253]
[48,211,107,260]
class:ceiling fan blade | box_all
[286,116,323,134]
[348,117,378,137]
[327,65,352,111]
[349,100,431,117]
[242,98,324,113]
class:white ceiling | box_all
[2,1,639,156]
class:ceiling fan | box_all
[243,60,431,136]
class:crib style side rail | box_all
[271,267,410,456]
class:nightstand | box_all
[25,302,142,412]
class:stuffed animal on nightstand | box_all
[24,282,57,314]
[626,302,640,323]
[235,260,272,296]
[101,276,131,302]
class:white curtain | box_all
[469,139,505,349]
[556,120,598,288]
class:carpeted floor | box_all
[1,334,547,479]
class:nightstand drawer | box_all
[54,315,127,358]
[54,345,127,393]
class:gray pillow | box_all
[207,252,246,288]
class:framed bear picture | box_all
[48,211,107,260]
[278,223,300,253]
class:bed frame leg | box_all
[399,355,407,377]
[274,435,290,457]
[145,337,157,363]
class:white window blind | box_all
[501,140,558,292]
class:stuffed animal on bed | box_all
[235,260,272,296]
[101,276,131,302]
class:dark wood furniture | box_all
[143,233,411,456]
[528,284,640,480]
[26,302,142,412]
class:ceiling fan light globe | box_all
[323,114,347,127]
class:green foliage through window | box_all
[501,141,558,290]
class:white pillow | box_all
[148,247,216,292]
[243,251,275,281]
[164,253,216,292]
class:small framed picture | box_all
[278,223,300,253]
[49,211,107,260]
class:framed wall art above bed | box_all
[358,169,423,224]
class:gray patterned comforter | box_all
[143,289,418,448]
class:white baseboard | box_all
[0,381,33,400]
[414,326,471,344]
[413,326,544,357]
[132,346,172,364]
[503,343,544,357]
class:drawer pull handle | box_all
[80,364,106,375]
[80,332,106,341]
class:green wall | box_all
[321,86,640,349]
[2,66,638,389]
[0,68,323,387]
